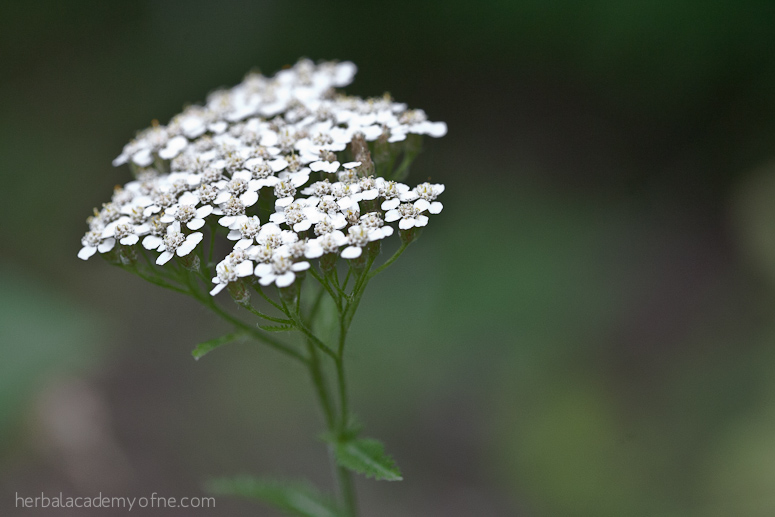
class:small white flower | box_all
[156,222,203,265]
[402,182,445,214]
[210,256,254,296]
[78,230,115,260]
[305,230,346,259]
[226,215,262,249]
[217,196,247,227]
[160,202,213,230]
[141,215,169,250]
[385,202,429,230]
[269,200,322,232]
[340,223,392,259]
[376,178,410,210]
[254,254,310,287]
[255,223,298,249]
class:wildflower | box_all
[254,254,310,287]
[160,202,213,230]
[401,182,445,214]
[155,222,203,265]
[82,59,446,296]
[227,215,262,249]
[340,224,392,259]
[210,255,254,296]
[384,202,429,230]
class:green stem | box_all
[310,266,342,313]
[254,283,285,312]
[239,301,293,324]
[307,340,335,428]
[184,271,306,363]
[368,242,410,279]
[282,296,337,360]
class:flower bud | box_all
[179,253,201,272]
[228,279,250,305]
[399,227,422,245]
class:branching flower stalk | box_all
[78,59,446,516]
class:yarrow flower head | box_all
[78,58,447,294]
[77,59,449,512]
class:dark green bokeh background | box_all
[3,1,775,515]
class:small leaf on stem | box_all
[191,332,244,360]
[206,476,344,517]
[329,437,403,481]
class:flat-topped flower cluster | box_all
[79,59,446,295]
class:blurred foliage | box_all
[0,269,107,455]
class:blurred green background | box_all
[3,1,775,515]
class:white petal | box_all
[305,242,323,259]
[235,261,254,277]
[187,232,204,246]
[233,170,252,182]
[341,246,362,259]
[78,246,97,260]
[337,197,353,210]
[158,135,188,159]
[275,271,296,288]
[258,274,276,286]
[360,189,378,200]
[388,132,407,143]
[227,230,242,240]
[428,201,443,214]
[120,235,139,245]
[310,160,340,173]
[98,238,116,253]
[177,242,195,256]
[343,161,361,169]
[143,235,162,250]
[241,191,259,207]
[214,192,231,204]
[210,283,226,296]
[381,198,400,211]
[384,210,401,223]
[157,251,174,265]
[236,238,252,249]
[414,199,430,212]
[254,263,272,276]
[269,158,288,172]
[219,215,237,227]
[291,261,310,272]
[209,121,228,134]
[415,215,429,227]
[187,218,206,230]
[132,148,153,166]
[398,218,414,230]
[275,196,294,207]
[196,205,213,218]
[293,220,312,232]
[177,191,197,206]
[426,121,448,138]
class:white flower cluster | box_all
[79,59,446,295]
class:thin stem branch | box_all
[310,266,342,313]
[368,241,410,279]
[281,296,337,360]
[239,301,293,324]
[183,270,307,363]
